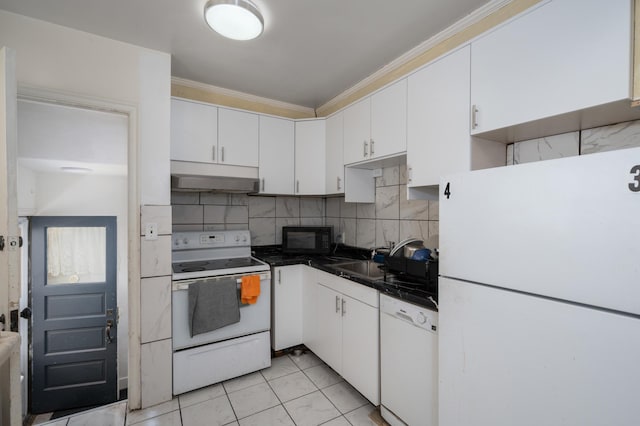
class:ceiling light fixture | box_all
[204,0,264,41]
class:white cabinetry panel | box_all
[325,112,344,194]
[218,108,259,167]
[170,98,217,163]
[271,265,303,350]
[343,80,407,165]
[343,97,371,165]
[308,270,380,405]
[259,116,294,194]
[470,0,631,135]
[295,119,326,195]
[370,79,407,159]
[407,46,471,187]
[341,293,379,405]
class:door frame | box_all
[17,85,141,409]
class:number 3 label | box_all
[630,165,640,192]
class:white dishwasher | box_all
[380,294,438,426]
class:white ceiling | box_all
[0,0,492,109]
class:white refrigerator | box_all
[438,147,640,426]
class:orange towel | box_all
[241,275,261,304]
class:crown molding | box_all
[171,76,316,119]
[317,0,534,116]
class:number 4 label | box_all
[630,165,640,192]
[444,182,451,199]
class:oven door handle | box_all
[172,272,271,291]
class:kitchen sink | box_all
[331,260,385,280]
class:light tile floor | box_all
[33,351,380,426]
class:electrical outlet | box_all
[145,223,158,241]
[336,231,346,244]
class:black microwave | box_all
[282,226,333,255]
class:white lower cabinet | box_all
[306,269,380,405]
[340,292,380,406]
[271,265,304,351]
[311,282,344,370]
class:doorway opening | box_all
[16,98,129,417]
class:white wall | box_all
[32,172,129,390]
[0,10,170,204]
[0,9,171,408]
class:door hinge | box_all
[0,235,21,251]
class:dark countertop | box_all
[253,246,438,311]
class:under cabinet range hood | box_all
[170,160,259,193]
[171,175,259,193]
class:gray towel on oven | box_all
[188,278,240,337]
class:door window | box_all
[46,227,106,285]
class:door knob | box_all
[20,307,32,319]
[106,319,114,344]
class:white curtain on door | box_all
[46,227,106,283]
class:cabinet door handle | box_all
[363,140,368,157]
[212,146,216,161]
[342,299,346,316]
[335,295,340,313]
[278,270,281,284]
[471,104,479,130]
[221,146,225,162]
[370,139,375,156]
[261,178,265,192]
[337,176,341,191]
[296,180,300,193]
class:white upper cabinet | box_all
[171,98,259,168]
[343,97,371,164]
[218,108,259,167]
[170,98,218,163]
[295,119,326,195]
[407,46,472,188]
[325,112,344,194]
[259,115,294,194]
[470,0,631,136]
[370,79,407,159]
[343,79,407,164]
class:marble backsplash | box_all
[171,192,324,246]
[171,164,439,249]
[506,118,640,164]
[326,164,439,250]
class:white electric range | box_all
[171,230,271,395]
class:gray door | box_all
[30,216,117,414]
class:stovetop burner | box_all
[172,257,265,274]
[182,267,206,272]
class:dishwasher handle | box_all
[393,311,415,324]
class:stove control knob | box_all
[235,235,240,242]
[415,313,427,325]
[242,235,248,242]
[182,238,188,245]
